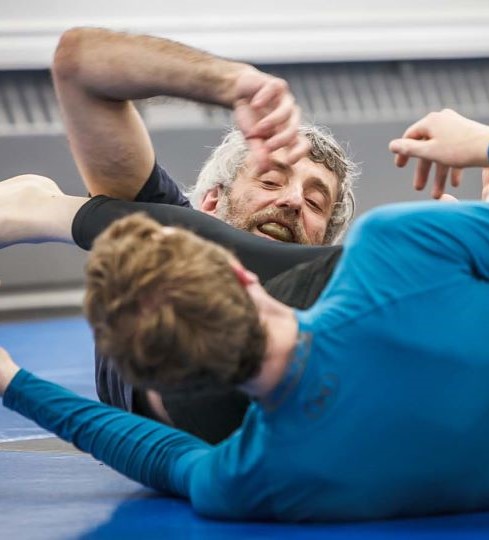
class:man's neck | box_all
[240,297,298,400]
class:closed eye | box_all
[261,180,281,188]
[306,198,323,212]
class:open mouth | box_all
[257,222,294,243]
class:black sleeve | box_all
[162,251,344,444]
[134,161,191,207]
[264,249,343,309]
[72,196,339,282]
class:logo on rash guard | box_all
[302,373,339,419]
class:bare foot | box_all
[0,175,86,248]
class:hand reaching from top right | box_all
[389,109,489,199]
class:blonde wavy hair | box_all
[84,213,266,387]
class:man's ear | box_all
[230,259,259,287]
[200,186,221,215]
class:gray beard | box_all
[215,192,313,245]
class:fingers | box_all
[439,194,459,203]
[394,153,410,168]
[482,168,489,202]
[390,120,430,164]
[234,72,307,169]
[413,161,456,199]
[246,138,272,175]
[432,164,450,199]
[246,83,293,140]
[247,135,310,175]
[413,158,432,191]
[390,133,453,199]
[255,93,295,137]
[283,136,311,165]
[439,193,460,203]
[450,168,463,188]
[263,108,301,152]
[249,77,288,110]
[234,99,260,139]
[389,138,431,162]
[391,109,489,199]
[252,89,301,155]
[233,70,314,171]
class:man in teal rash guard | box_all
[2,109,489,522]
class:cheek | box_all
[304,213,328,242]
[238,188,276,212]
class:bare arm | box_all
[52,27,306,200]
[0,348,20,396]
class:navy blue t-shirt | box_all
[94,162,190,412]
[91,162,340,442]
[134,162,191,207]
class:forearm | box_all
[3,369,211,497]
[53,27,247,107]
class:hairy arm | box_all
[52,27,306,200]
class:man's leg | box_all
[0,175,175,428]
[0,175,87,248]
[0,174,339,441]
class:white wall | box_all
[1,0,489,69]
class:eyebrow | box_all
[268,159,334,202]
[307,177,333,203]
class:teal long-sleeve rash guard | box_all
[6,200,489,522]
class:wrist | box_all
[470,125,489,167]
[221,63,259,107]
[0,358,20,397]
[473,136,489,167]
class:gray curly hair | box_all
[187,126,359,244]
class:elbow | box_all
[52,27,102,82]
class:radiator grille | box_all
[0,71,62,133]
[267,60,489,124]
[0,58,488,134]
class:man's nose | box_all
[274,184,304,213]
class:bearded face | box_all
[216,192,314,245]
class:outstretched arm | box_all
[0,175,337,282]
[73,196,337,282]
[0,348,211,498]
[52,27,307,200]
[389,109,489,199]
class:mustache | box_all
[245,207,311,245]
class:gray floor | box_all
[0,436,80,453]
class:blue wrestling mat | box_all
[0,317,96,441]
[2,316,489,539]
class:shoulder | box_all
[265,247,343,309]
[343,201,451,255]
[135,161,191,206]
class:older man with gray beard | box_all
[17,27,357,442]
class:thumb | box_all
[439,194,459,203]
